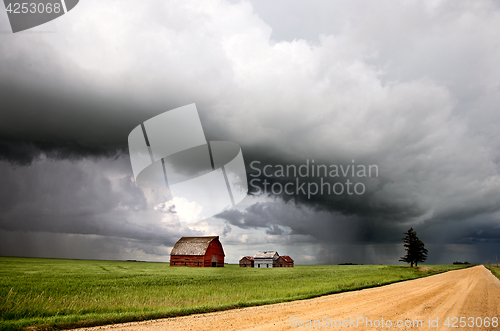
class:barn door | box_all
[211,255,217,267]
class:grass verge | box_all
[0,257,470,331]
[485,264,500,280]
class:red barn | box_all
[276,255,294,267]
[239,256,254,267]
[170,236,225,267]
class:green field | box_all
[0,257,469,331]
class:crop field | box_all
[0,257,469,331]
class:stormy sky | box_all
[1,0,500,264]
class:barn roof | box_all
[240,256,254,261]
[170,236,220,256]
[254,251,279,259]
[281,255,294,262]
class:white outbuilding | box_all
[254,251,279,268]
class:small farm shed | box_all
[276,255,294,267]
[239,256,254,267]
[170,236,225,267]
[254,251,279,268]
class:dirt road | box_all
[75,266,500,330]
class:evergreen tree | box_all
[399,227,428,267]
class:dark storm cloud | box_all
[0,158,202,255]
[242,152,403,220]
[0,158,139,229]
[217,200,405,246]
[0,64,161,164]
